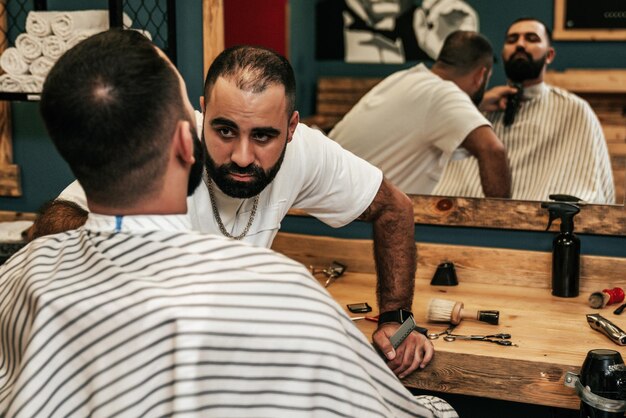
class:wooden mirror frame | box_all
[202,0,626,237]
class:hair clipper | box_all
[503,83,523,126]
[587,314,626,346]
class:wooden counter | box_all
[272,232,626,410]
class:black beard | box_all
[187,125,205,196]
[202,135,287,199]
[504,49,547,83]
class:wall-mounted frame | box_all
[554,0,626,41]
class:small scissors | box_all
[443,333,516,346]
[427,325,456,340]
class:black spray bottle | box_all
[541,202,581,298]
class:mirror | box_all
[203,0,626,237]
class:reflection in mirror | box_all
[433,69,626,206]
[202,2,626,236]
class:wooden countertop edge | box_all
[405,350,580,410]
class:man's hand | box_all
[373,323,434,378]
[479,85,518,113]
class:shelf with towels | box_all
[0,92,40,101]
[0,0,176,103]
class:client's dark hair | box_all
[436,30,494,75]
[40,29,185,207]
[508,17,553,45]
[203,45,296,116]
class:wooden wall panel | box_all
[0,0,21,196]
[271,232,626,292]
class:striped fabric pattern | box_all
[0,213,456,418]
[433,83,615,203]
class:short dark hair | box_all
[436,30,494,75]
[508,17,553,45]
[203,45,296,116]
[40,29,186,207]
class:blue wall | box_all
[290,0,626,116]
[1,0,625,257]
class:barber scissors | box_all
[443,333,516,346]
[427,325,456,340]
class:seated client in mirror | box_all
[434,18,615,204]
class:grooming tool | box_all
[565,350,626,416]
[443,332,516,346]
[615,303,626,315]
[309,261,347,288]
[503,82,523,126]
[587,314,626,346]
[350,316,365,321]
[389,315,417,349]
[427,324,457,340]
[541,202,581,298]
[589,287,625,309]
[347,302,371,313]
[430,261,458,286]
[427,298,499,325]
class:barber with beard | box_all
[33,45,431,379]
[435,17,615,204]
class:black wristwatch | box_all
[378,309,428,336]
[378,309,414,325]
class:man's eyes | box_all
[215,127,235,137]
[251,132,272,142]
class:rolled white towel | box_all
[51,10,133,38]
[15,33,43,62]
[132,28,153,41]
[41,35,67,60]
[65,29,103,49]
[29,56,56,77]
[0,47,30,76]
[26,11,56,37]
[0,74,44,93]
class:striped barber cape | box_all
[434,83,615,204]
[0,213,456,418]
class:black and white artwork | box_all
[316,0,479,63]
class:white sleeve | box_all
[58,180,88,210]
[290,124,383,228]
[428,83,491,160]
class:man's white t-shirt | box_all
[59,113,383,248]
[329,63,489,195]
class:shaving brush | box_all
[427,298,499,325]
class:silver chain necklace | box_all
[206,173,259,240]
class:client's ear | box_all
[173,120,195,165]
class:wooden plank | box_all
[272,232,376,274]
[314,268,620,409]
[0,3,20,197]
[202,0,224,80]
[603,125,626,142]
[608,143,626,156]
[0,162,20,196]
[272,232,626,292]
[318,77,381,91]
[409,195,626,235]
[287,194,626,234]
[545,69,626,93]
[405,352,579,409]
[0,210,36,222]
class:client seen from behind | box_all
[0,29,457,418]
